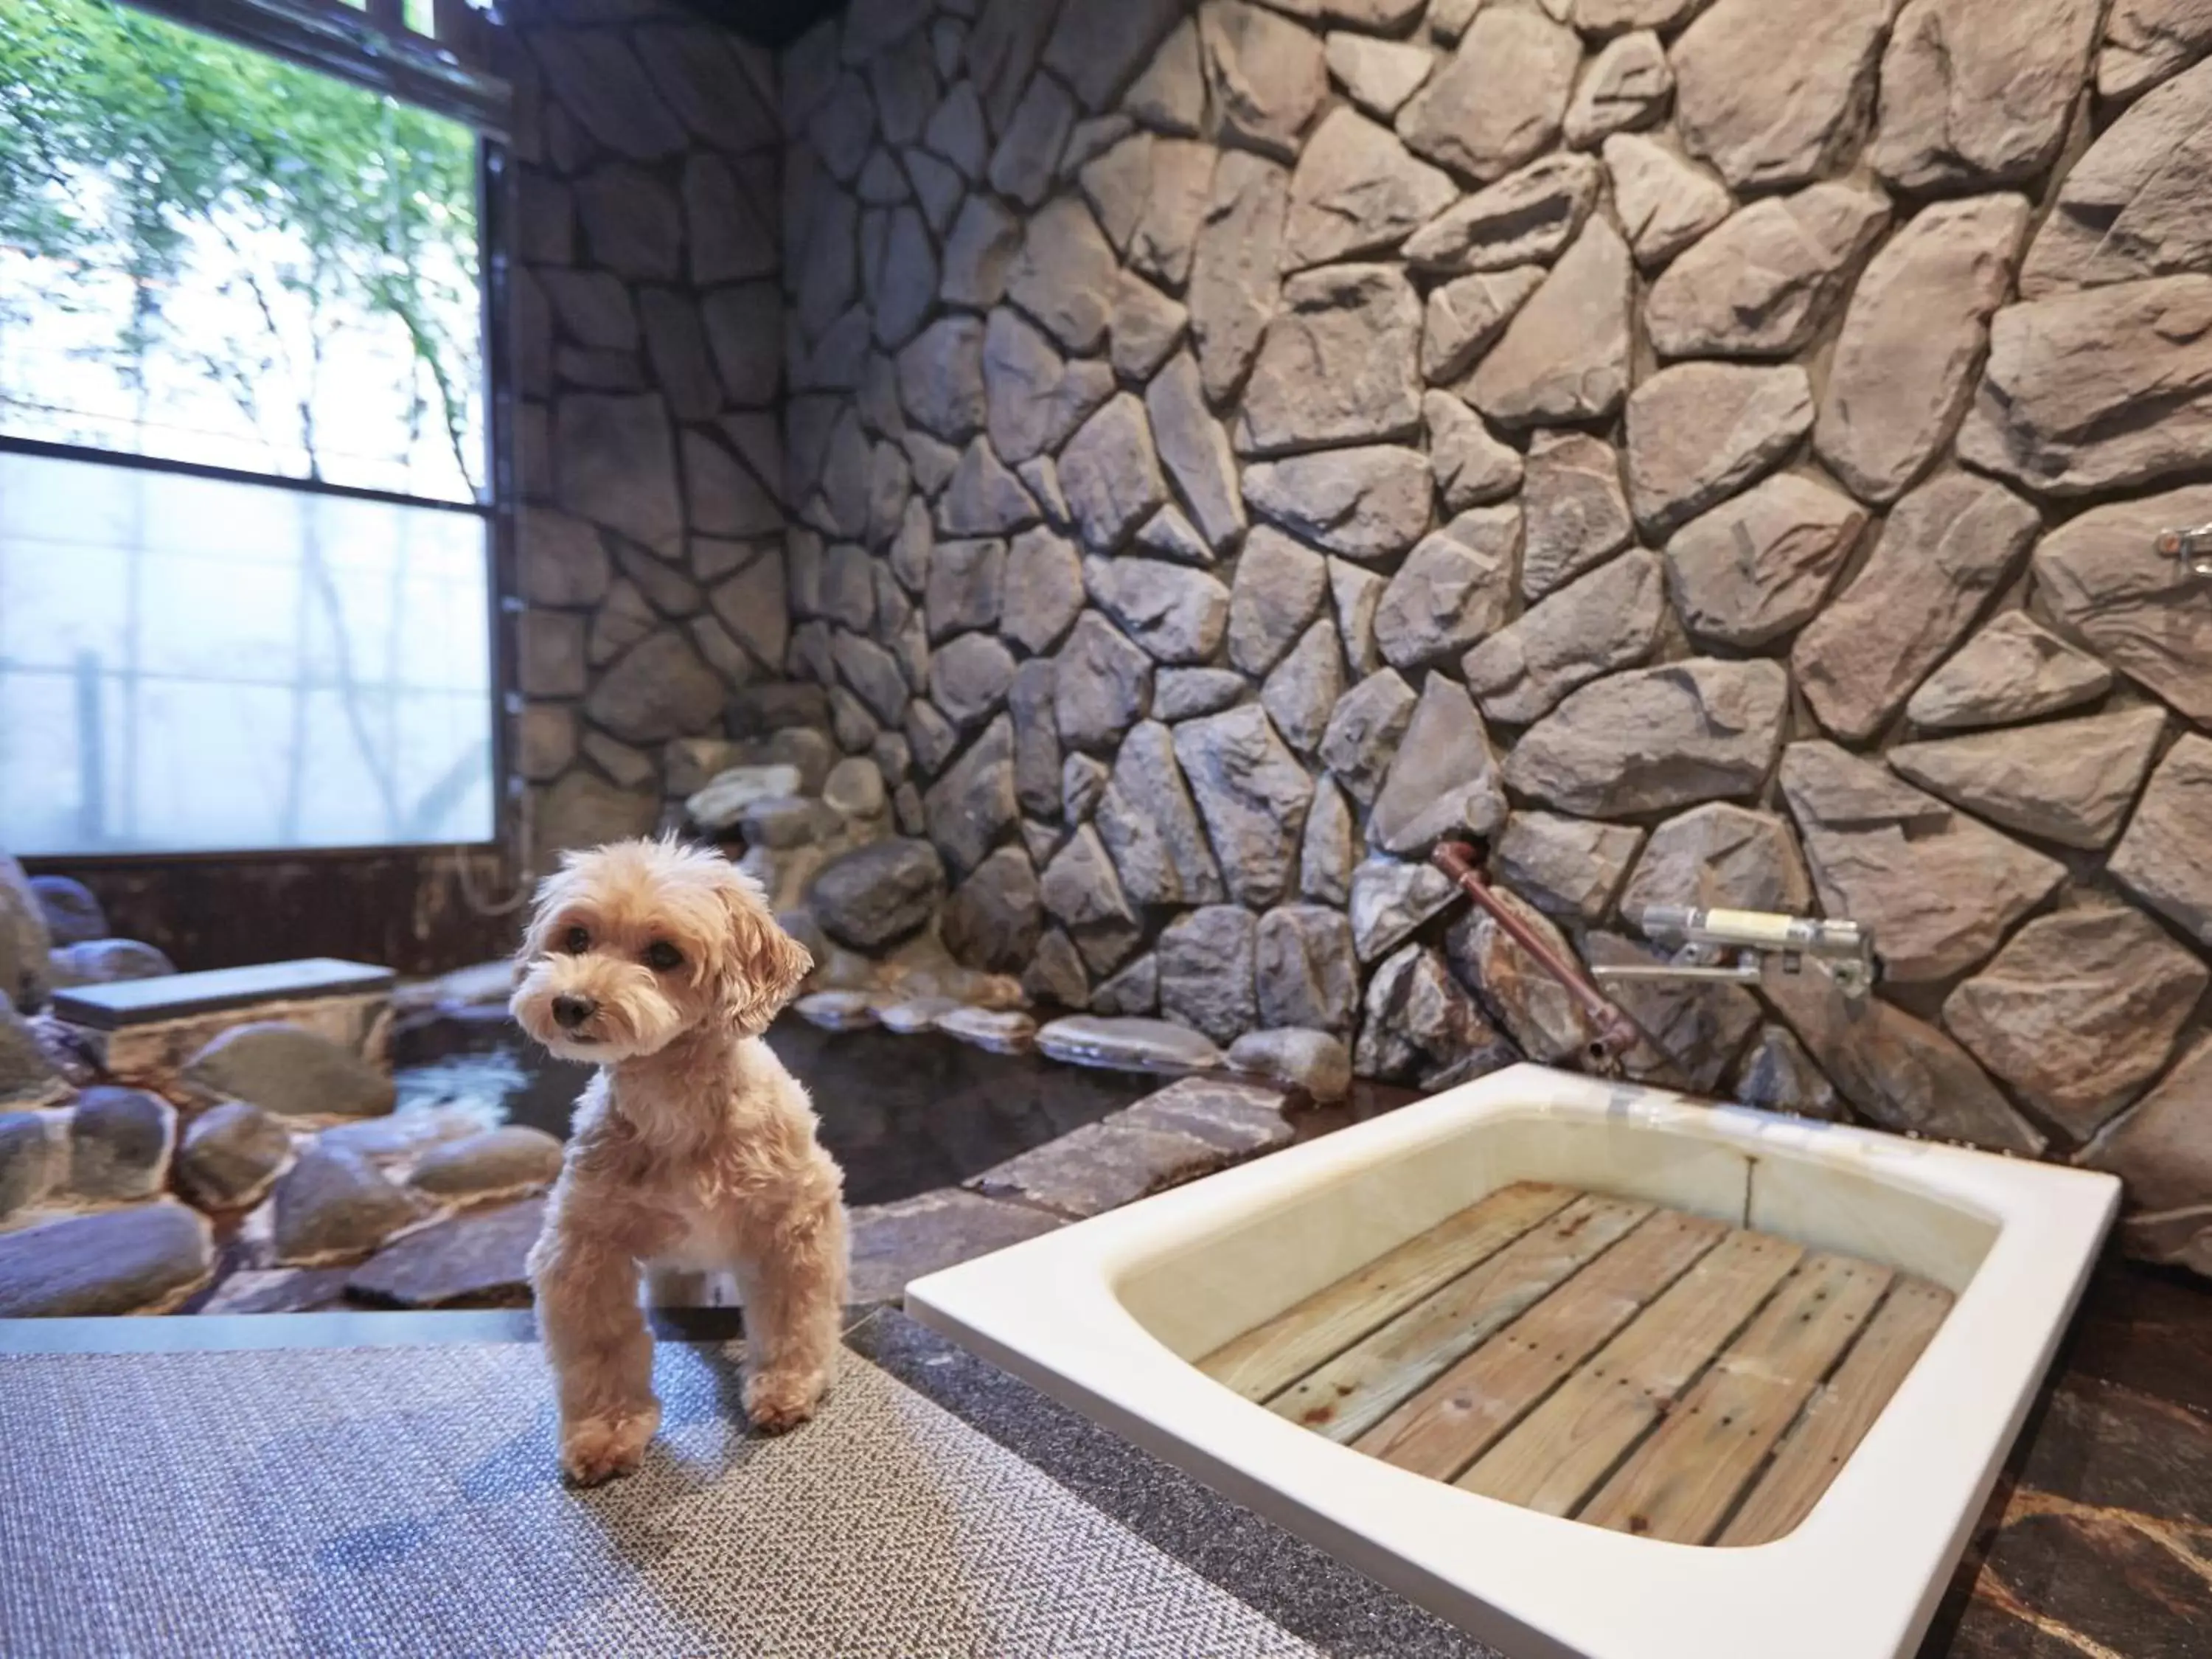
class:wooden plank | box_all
[1196,1182,1577,1401]
[1456,1228,1804,1515]
[1718,1278,1953,1547]
[1270,1194,1653,1444]
[1354,1208,1730,1481]
[1577,1252,1893,1543]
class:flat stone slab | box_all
[194,1266,353,1315]
[1034,1014,1226,1072]
[1112,1075,1293,1153]
[848,1186,1065,1302]
[51,958,392,1031]
[0,1202,214,1316]
[345,1197,546,1310]
[965,1119,1234,1219]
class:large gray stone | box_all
[1464,549,1664,725]
[1228,526,1329,677]
[1261,619,1346,754]
[1005,197,1117,355]
[1792,470,2039,742]
[1004,526,1085,654]
[897,316,986,442]
[1582,931,1762,1093]
[1060,394,1165,554]
[1373,509,1518,670]
[1818,195,2032,504]
[924,714,1018,876]
[66,1087,172,1203]
[1034,1014,1226,1072]
[1127,15,1208,131]
[1520,431,1632,600]
[1085,559,1229,666]
[184,1023,394,1119]
[968,0,1056,133]
[1040,825,1143,974]
[1284,107,1458,271]
[173,1100,291,1211]
[984,308,1113,467]
[1958,276,2212,498]
[936,437,1040,538]
[2033,485,2212,726]
[1905,611,2113,731]
[1778,741,2064,983]
[1761,961,2045,1153]
[1871,0,2104,192]
[347,1195,547,1310]
[2111,734,2212,947]
[810,838,949,950]
[833,631,911,727]
[1235,264,1422,456]
[1043,0,1184,111]
[1944,905,2207,1138]
[1493,812,1644,925]
[1145,355,1245,552]
[1009,658,1060,818]
[1663,473,1868,649]
[941,846,1043,972]
[1242,447,1431,563]
[1645,181,1890,360]
[1467,219,1632,429]
[1356,942,1518,1089]
[925,538,1006,641]
[48,939,175,991]
[1564,29,1674,148]
[1110,273,1189,381]
[554,394,683,557]
[1890,707,2167,851]
[1095,721,1225,906]
[2097,0,2212,100]
[1603,133,1733,271]
[29,875,102,950]
[1349,855,1458,962]
[1173,706,1315,908]
[1301,778,1357,905]
[1427,394,1525,513]
[1325,32,1435,120]
[1254,907,1359,1036]
[1618,802,1812,923]
[1406,158,1599,278]
[1129,139,1217,289]
[274,1145,431,1266]
[1228,1028,1352,1103]
[1673,0,1895,191]
[1505,659,1790,818]
[987,74,1077,209]
[409,1127,564,1203]
[1157,906,1259,1045]
[1201,0,1329,158]
[1443,888,1595,1065]
[1154,668,1245,723]
[1188,150,1291,404]
[1624,363,1814,538]
[940,195,1022,310]
[1421,268,1545,385]
[0,1203,214,1316]
[1054,613,1153,750]
[1397,5,1580,182]
[1730,1025,1845,1120]
[1367,674,1505,856]
[2081,1032,2212,1218]
[1321,668,1417,807]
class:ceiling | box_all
[680,0,847,49]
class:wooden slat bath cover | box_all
[1194,1185,1954,1548]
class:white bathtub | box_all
[905,1063,2118,1659]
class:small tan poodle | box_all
[511,836,846,1486]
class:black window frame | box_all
[0,0,521,865]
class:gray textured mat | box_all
[0,1342,1319,1658]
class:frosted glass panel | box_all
[0,452,495,854]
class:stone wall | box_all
[768,0,2212,1273]
[502,0,791,867]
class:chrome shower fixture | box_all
[1593,906,1879,1001]
[2155,521,2212,578]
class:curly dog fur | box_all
[512,837,846,1485]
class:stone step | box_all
[52,958,393,1031]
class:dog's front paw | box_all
[560,1406,659,1486]
[744,1370,825,1435]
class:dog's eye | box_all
[563,925,590,953]
[644,941,684,973]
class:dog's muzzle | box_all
[552,993,597,1030]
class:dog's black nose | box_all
[552,994,597,1029]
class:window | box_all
[0,0,496,854]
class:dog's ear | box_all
[712,863,813,1034]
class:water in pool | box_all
[391,1011,1158,1207]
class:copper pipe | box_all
[1430,840,1644,1072]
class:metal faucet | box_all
[2156,521,2212,578]
[1592,907,1878,1001]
